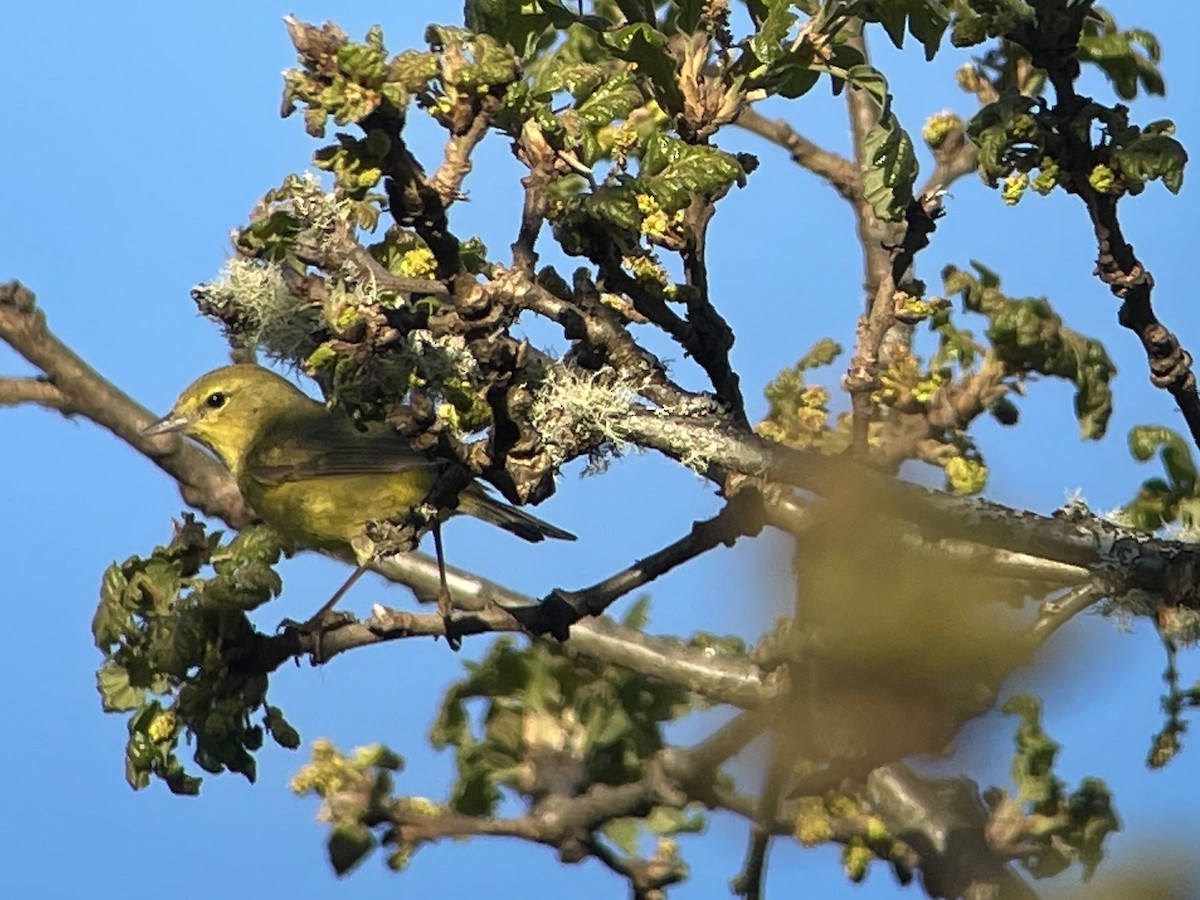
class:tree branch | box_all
[682,198,748,424]
[429,98,496,207]
[0,281,251,526]
[0,375,75,412]
[730,739,788,900]
[537,488,765,636]
[499,270,685,408]
[867,764,1041,900]
[1012,18,1200,451]
[1029,583,1107,646]
[620,407,1195,605]
[735,106,858,201]
[240,549,774,707]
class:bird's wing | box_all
[243,411,440,486]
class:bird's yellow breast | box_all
[245,469,441,557]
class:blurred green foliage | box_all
[941,261,1115,440]
[987,695,1118,882]
[1123,425,1200,532]
[93,516,297,794]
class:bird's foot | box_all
[278,607,357,664]
[435,587,463,651]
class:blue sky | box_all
[3,2,1199,897]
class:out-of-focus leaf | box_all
[861,111,917,221]
[601,23,684,115]
[942,263,1115,440]
[329,823,376,875]
[855,0,950,60]
[1113,133,1188,194]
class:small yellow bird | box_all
[144,364,574,616]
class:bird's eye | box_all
[205,391,227,409]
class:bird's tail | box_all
[459,485,576,542]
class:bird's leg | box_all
[312,564,368,622]
[279,564,366,660]
[432,521,453,621]
[431,523,463,651]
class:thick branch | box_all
[761,490,1091,590]
[620,407,1196,601]
[246,551,773,707]
[0,281,251,526]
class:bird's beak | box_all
[142,412,191,436]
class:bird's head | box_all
[143,364,315,474]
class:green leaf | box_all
[451,761,502,816]
[589,706,633,747]
[843,63,889,108]
[1129,424,1175,461]
[799,338,843,369]
[465,0,554,58]
[1077,15,1165,100]
[906,1,951,60]
[1002,694,1062,809]
[860,111,916,221]
[93,563,130,648]
[668,0,706,34]
[1112,133,1188,194]
[601,23,683,115]
[265,705,301,750]
[602,817,641,855]
[125,747,151,791]
[746,0,799,68]
[645,805,706,835]
[621,595,650,630]
[425,26,520,91]
[165,768,203,797]
[97,661,145,713]
[869,1,909,50]
[1128,426,1197,495]
[640,133,748,210]
[771,64,821,99]
[576,73,645,126]
[485,707,526,758]
[942,263,1115,440]
[328,823,376,875]
[584,183,644,232]
[855,0,950,60]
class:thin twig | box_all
[429,99,497,207]
[536,489,765,636]
[0,376,75,412]
[730,738,788,900]
[1029,583,1106,646]
[735,106,858,200]
[1009,18,1200,451]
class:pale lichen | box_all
[202,257,324,364]
[529,364,639,468]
